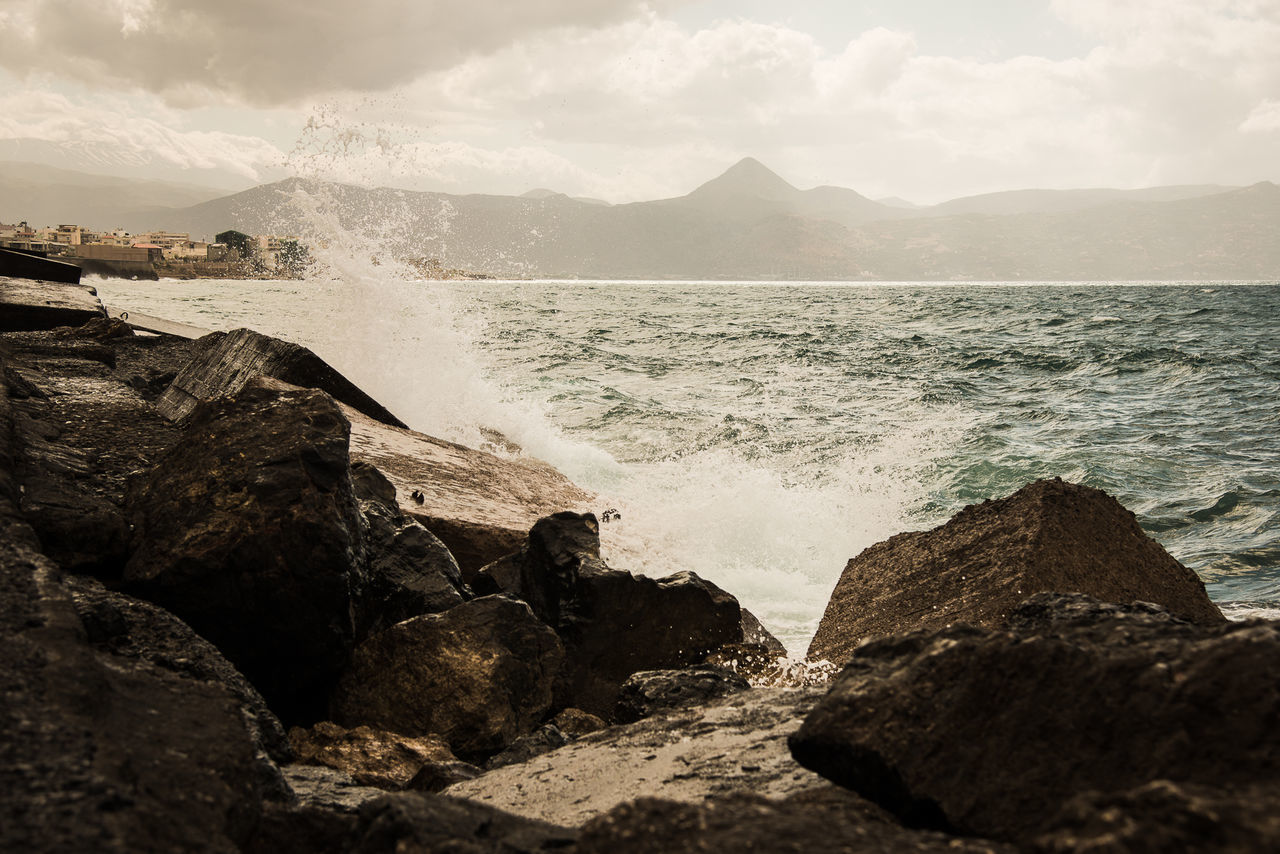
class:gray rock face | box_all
[790,593,1280,842]
[614,666,751,723]
[331,595,564,758]
[156,327,406,428]
[807,478,1224,665]
[124,377,367,723]
[477,511,744,718]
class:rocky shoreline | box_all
[3,277,1278,852]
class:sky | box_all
[0,0,1277,204]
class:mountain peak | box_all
[687,157,799,201]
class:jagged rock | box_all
[281,765,389,814]
[403,759,483,793]
[68,576,291,764]
[123,377,367,723]
[576,788,1017,854]
[446,686,829,827]
[551,707,607,737]
[350,461,468,636]
[476,511,744,718]
[484,724,570,771]
[741,606,788,657]
[789,593,1280,843]
[156,327,407,428]
[349,793,577,853]
[331,595,563,757]
[289,722,467,790]
[807,478,1224,665]
[614,666,751,723]
[1034,780,1280,854]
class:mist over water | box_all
[99,272,1280,655]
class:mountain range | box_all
[2,157,1276,280]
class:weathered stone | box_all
[446,687,829,827]
[331,595,563,757]
[807,478,1224,665]
[351,461,468,636]
[68,576,292,764]
[124,377,366,723]
[484,724,570,770]
[403,759,483,793]
[289,722,464,790]
[477,511,744,718]
[576,788,1017,854]
[742,606,788,657]
[156,327,407,427]
[349,793,577,854]
[614,666,751,723]
[551,707,607,738]
[281,765,389,815]
[789,593,1280,842]
[0,276,102,331]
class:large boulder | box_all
[807,478,1224,665]
[123,377,367,723]
[789,593,1280,843]
[330,595,564,758]
[156,327,407,428]
[476,511,744,718]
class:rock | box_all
[350,461,468,636]
[68,576,292,764]
[344,410,594,575]
[614,666,751,723]
[124,376,367,723]
[789,593,1280,842]
[446,686,829,827]
[741,606,788,657]
[281,765,389,814]
[156,327,407,428]
[576,788,1017,854]
[348,792,577,853]
[551,707,607,737]
[403,758,483,793]
[289,721,466,790]
[1034,780,1280,854]
[0,277,104,331]
[484,724,570,770]
[477,511,744,718]
[331,595,564,757]
[807,478,1224,665]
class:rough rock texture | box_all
[477,511,744,718]
[576,788,1016,854]
[281,765,389,814]
[124,376,367,723]
[289,722,469,790]
[551,707,607,738]
[790,593,1280,843]
[807,478,1224,665]
[68,576,292,764]
[350,793,577,853]
[0,277,104,330]
[156,327,407,428]
[742,606,789,657]
[446,687,829,827]
[344,407,594,574]
[484,724,571,771]
[614,666,752,723]
[350,461,468,636]
[331,595,564,757]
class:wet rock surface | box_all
[614,665,751,723]
[791,593,1280,842]
[808,477,1225,665]
[289,721,470,790]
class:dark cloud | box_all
[0,0,680,105]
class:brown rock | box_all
[551,707,607,737]
[288,722,466,790]
[807,478,1223,665]
[331,595,563,757]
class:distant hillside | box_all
[33,157,1278,281]
[0,161,227,230]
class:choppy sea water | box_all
[97,278,1280,654]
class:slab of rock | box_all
[289,721,471,790]
[576,788,1017,854]
[124,376,367,723]
[0,276,104,331]
[807,478,1224,665]
[614,666,751,723]
[344,409,594,574]
[331,595,563,758]
[446,686,829,827]
[477,511,744,718]
[156,327,407,428]
[790,593,1280,843]
[351,792,577,853]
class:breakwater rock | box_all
[3,284,1278,852]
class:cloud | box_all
[0,0,685,106]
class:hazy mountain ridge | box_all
[3,157,1275,280]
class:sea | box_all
[95,275,1280,655]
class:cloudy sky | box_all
[1,0,1277,203]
